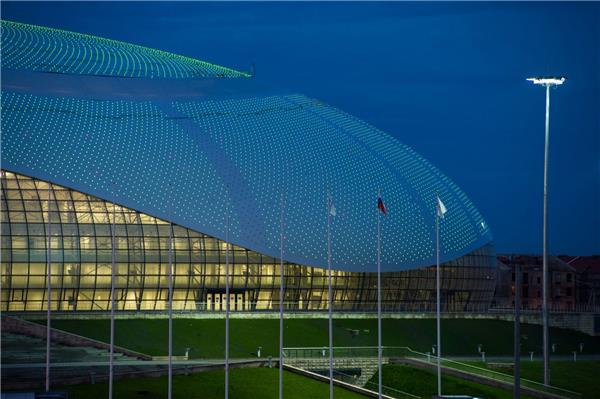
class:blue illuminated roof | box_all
[1,21,493,272]
[0,20,249,78]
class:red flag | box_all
[377,196,387,216]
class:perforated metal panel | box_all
[0,21,493,272]
[0,20,248,79]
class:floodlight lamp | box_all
[526,77,566,86]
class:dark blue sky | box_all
[3,2,599,255]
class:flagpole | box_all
[109,186,116,399]
[279,193,285,399]
[45,183,52,392]
[225,212,230,399]
[327,193,334,399]
[168,203,173,399]
[436,206,442,398]
[377,194,382,399]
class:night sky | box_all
[3,2,599,255]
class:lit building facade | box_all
[0,171,496,312]
[1,21,497,313]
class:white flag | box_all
[329,200,336,217]
[436,196,447,218]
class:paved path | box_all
[449,355,600,361]
[1,358,264,368]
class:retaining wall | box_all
[13,311,600,336]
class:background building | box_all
[560,256,600,311]
[497,255,578,311]
[1,21,496,313]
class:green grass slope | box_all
[370,364,531,399]
[467,360,600,398]
[46,318,600,359]
[64,368,368,399]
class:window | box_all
[1,170,498,313]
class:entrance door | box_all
[206,292,246,311]
[237,293,244,311]
[207,293,214,311]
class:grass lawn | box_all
[46,318,600,359]
[370,364,533,399]
[466,360,600,399]
[62,367,368,399]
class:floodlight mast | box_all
[527,75,566,387]
[526,77,566,86]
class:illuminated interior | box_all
[1,170,496,312]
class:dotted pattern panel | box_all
[1,88,492,272]
[0,91,235,241]
[0,20,248,79]
[174,94,492,270]
[308,99,492,256]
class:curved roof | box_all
[0,20,249,78]
[0,21,493,272]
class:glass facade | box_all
[1,170,496,313]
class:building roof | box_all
[559,256,600,274]
[498,255,575,272]
[1,21,493,272]
[0,20,249,79]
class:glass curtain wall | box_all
[1,170,496,313]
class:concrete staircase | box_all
[284,356,389,387]
[2,333,128,364]
[1,315,150,360]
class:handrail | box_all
[400,346,581,397]
[8,305,600,315]
[283,345,582,398]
